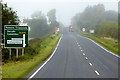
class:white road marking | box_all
[81,50,83,51]
[85,57,88,59]
[78,45,80,47]
[83,53,85,55]
[89,63,92,66]
[28,34,63,80]
[82,36,120,58]
[95,70,100,75]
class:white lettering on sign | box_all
[12,38,23,41]
[7,38,23,44]
[7,33,19,35]
[7,30,16,32]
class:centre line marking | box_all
[83,53,85,55]
[81,50,83,51]
[85,57,88,59]
[89,63,92,66]
[28,34,63,79]
[95,70,100,75]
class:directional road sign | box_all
[4,25,28,48]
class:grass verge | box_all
[74,27,118,55]
[2,34,61,79]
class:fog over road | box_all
[27,27,118,78]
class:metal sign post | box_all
[16,48,18,58]
[9,48,11,59]
[22,48,24,56]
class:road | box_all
[27,27,119,78]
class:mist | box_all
[3,1,118,26]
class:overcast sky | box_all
[3,0,119,26]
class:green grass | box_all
[74,27,118,55]
[29,37,34,40]
[2,34,61,79]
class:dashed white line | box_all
[83,53,85,55]
[81,50,83,51]
[28,34,63,80]
[85,57,88,59]
[89,63,92,66]
[82,37,120,58]
[78,45,80,47]
[95,70,100,75]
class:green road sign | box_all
[4,25,29,48]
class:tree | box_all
[2,3,19,61]
[0,2,2,38]
[47,9,56,23]
[47,9,59,33]
[95,21,118,39]
[28,11,50,38]
[31,11,46,20]
[105,10,118,22]
[71,4,105,31]
[2,3,19,42]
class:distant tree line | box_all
[1,2,60,61]
[71,4,118,39]
[27,9,59,38]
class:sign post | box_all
[16,48,18,58]
[22,48,24,56]
[9,48,11,59]
[4,25,29,58]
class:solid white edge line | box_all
[95,70,100,75]
[81,36,120,58]
[28,34,63,80]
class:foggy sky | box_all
[3,0,119,26]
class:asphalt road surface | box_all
[27,27,119,78]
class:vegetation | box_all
[2,5,61,61]
[71,4,118,55]
[2,34,61,78]
[95,21,118,40]
[28,9,59,38]
[71,4,118,32]
[47,9,59,33]
[1,2,62,78]
[2,3,19,61]
[74,27,118,55]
